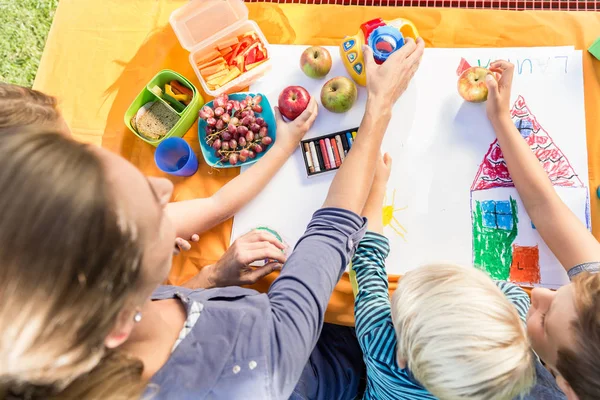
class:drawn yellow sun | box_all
[382,189,408,240]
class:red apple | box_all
[300,46,332,79]
[320,76,357,113]
[457,67,496,103]
[278,86,311,120]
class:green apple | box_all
[320,76,357,113]
[300,46,332,79]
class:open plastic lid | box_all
[170,0,249,51]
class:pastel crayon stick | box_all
[319,139,331,169]
[351,131,357,139]
[335,135,345,161]
[309,141,320,172]
[340,133,349,155]
[346,132,353,149]
[315,140,325,170]
[303,142,315,174]
[330,138,341,167]
[325,139,335,169]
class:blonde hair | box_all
[391,264,535,400]
[0,82,61,129]
[0,127,145,399]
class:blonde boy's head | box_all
[391,264,535,400]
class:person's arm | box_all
[323,44,422,214]
[486,61,600,271]
[265,39,425,398]
[166,98,318,241]
[353,153,395,362]
[353,232,393,362]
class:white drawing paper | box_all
[231,45,587,289]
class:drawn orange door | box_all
[509,245,541,285]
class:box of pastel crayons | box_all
[300,127,358,177]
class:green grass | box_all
[0,0,59,87]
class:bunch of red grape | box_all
[199,94,272,166]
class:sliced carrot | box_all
[205,68,229,82]
[196,57,225,71]
[199,61,226,74]
[200,63,228,77]
[195,50,221,65]
[219,46,232,56]
[216,36,239,50]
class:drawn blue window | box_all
[497,214,513,230]
[515,119,533,138]
[481,200,513,230]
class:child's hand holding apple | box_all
[273,97,319,153]
[485,60,515,125]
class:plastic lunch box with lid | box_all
[169,0,272,98]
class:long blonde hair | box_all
[0,127,146,399]
[0,83,61,129]
[391,264,535,400]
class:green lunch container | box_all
[124,69,204,147]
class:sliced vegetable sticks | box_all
[196,30,268,90]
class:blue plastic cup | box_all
[154,137,198,177]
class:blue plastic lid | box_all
[368,26,404,63]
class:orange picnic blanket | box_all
[34,0,600,325]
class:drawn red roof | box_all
[471,96,584,191]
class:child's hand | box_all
[273,97,318,152]
[173,234,200,255]
[485,60,514,124]
[362,153,392,234]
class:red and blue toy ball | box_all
[368,26,405,64]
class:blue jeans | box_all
[290,323,366,400]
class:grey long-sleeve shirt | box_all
[148,208,367,400]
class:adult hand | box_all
[485,60,514,124]
[273,97,318,152]
[207,230,287,287]
[173,234,200,255]
[363,37,425,108]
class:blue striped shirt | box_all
[352,232,536,400]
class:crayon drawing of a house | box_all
[470,96,589,286]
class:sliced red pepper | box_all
[255,42,267,61]
[233,42,260,71]
[239,42,259,58]
[244,47,258,67]
[232,55,245,71]
[255,48,267,63]
[230,37,254,63]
